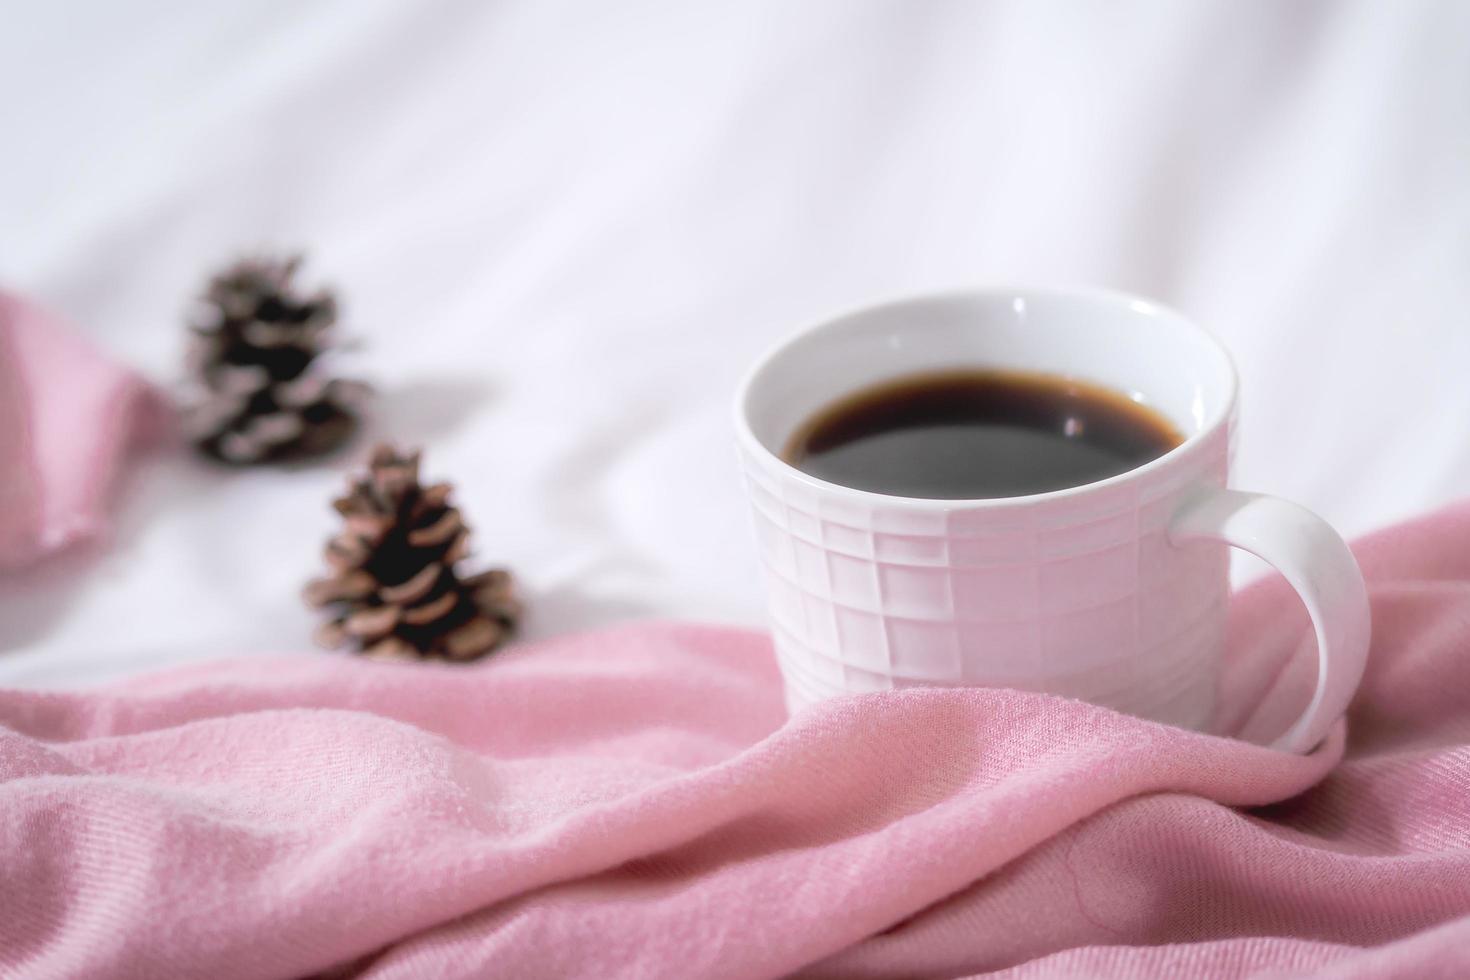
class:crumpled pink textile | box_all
[0,290,151,569]
[4,505,1470,979]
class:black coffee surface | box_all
[782,369,1183,499]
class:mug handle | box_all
[1169,488,1371,754]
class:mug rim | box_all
[733,284,1240,511]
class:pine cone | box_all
[303,445,521,662]
[184,255,368,464]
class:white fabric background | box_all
[2,0,1468,687]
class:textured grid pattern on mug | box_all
[769,600,1224,715]
[765,555,1222,675]
[741,437,1228,685]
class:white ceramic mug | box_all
[735,287,1370,754]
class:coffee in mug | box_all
[782,369,1183,500]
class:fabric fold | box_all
[3,504,1470,978]
[0,289,152,569]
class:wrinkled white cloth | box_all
[1,0,1467,687]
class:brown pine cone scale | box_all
[184,255,367,464]
[304,445,521,662]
